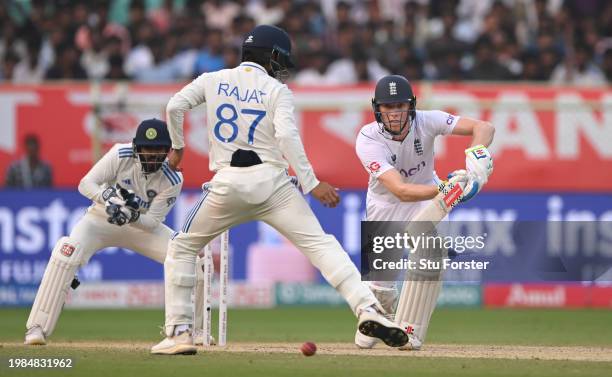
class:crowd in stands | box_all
[1,0,611,85]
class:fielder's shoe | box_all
[151,331,197,355]
[193,329,216,346]
[357,306,408,348]
[24,326,46,345]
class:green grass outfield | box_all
[1,307,611,377]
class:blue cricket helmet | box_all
[242,24,295,80]
[132,119,171,174]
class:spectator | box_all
[106,53,129,80]
[0,51,19,81]
[467,36,513,81]
[601,48,612,82]
[550,44,607,86]
[80,28,110,80]
[203,0,241,30]
[13,35,47,83]
[124,22,156,78]
[193,28,225,75]
[5,135,53,189]
[294,47,331,85]
[45,43,87,80]
[0,0,608,84]
[325,46,389,84]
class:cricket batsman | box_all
[354,75,494,349]
[152,25,408,355]
[24,119,183,345]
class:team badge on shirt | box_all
[147,190,157,199]
[414,138,423,156]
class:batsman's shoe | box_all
[399,335,422,351]
[399,327,422,351]
[193,329,217,346]
[357,307,408,348]
[354,329,378,349]
[151,331,197,355]
[24,326,46,345]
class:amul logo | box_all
[389,82,397,95]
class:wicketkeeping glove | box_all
[104,184,140,226]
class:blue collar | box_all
[240,62,268,75]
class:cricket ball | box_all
[300,342,317,356]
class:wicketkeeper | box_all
[25,119,183,345]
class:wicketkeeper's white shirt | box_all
[78,143,183,232]
[355,110,459,221]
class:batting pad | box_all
[394,231,447,342]
[27,237,82,336]
[164,254,196,336]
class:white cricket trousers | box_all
[164,164,376,335]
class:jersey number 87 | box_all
[214,103,266,145]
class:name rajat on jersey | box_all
[217,83,266,104]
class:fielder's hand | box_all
[311,182,340,208]
[168,148,184,172]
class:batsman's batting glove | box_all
[447,169,481,203]
[465,145,493,184]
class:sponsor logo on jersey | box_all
[400,161,426,177]
[368,161,381,172]
[122,178,131,186]
[245,35,253,43]
[61,243,75,257]
[446,114,455,125]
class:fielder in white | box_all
[152,25,408,355]
[354,75,494,350]
[25,119,183,345]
